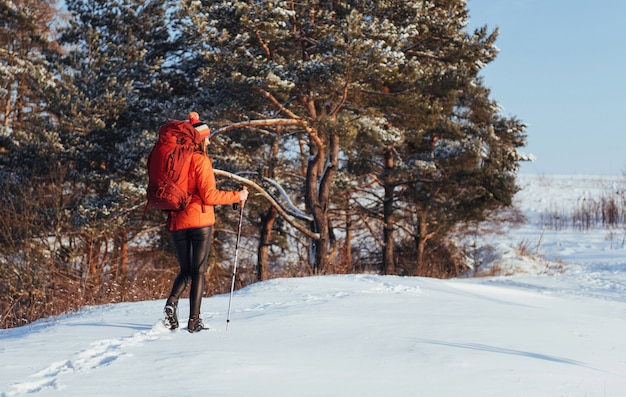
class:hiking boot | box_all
[164,302,179,330]
[187,316,208,333]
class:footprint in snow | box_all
[3,322,165,396]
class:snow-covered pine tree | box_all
[344,15,528,276]
[0,0,70,329]
[0,0,57,131]
[47,0,184,282]
[179,0,528,275]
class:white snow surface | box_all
[2,174,626,396]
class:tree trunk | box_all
[3,81,12,127]
[119,227,128,276]
[307,162,327,274]
[87,234,101,285]
[344,208,352,270]
[305,130,338,274]
[414,214,428,276]
[382,145,395,275]
[256,128,280,280]
[257,205,277,281]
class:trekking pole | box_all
[226,187,246,330]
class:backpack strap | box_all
[168,211,176,230]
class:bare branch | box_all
[210,118,305,138]
[214,169,320,240]
[255,31,271,60]
[261,176,312,221]
[329,82,350,118]
[252,85,302,120]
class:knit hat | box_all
[188,111,210,138]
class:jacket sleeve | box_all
[193,153,240,205]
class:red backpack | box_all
[146,120,202,212]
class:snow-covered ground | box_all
[2,174,626,397]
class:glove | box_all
[238,189,249,202]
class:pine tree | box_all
[0,0,57,130]
[54,0,182,177]
[345,19,527,275]
[45,0,184,283]
[181,0,528,274]
[0,0,70,328]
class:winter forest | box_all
[1,0,529,329]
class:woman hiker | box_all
[164,112,248,333]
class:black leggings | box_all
[168,226,212,318]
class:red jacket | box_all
[168,152,241,231]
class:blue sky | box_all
[467,1,626,175]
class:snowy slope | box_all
[1,174,626,397]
